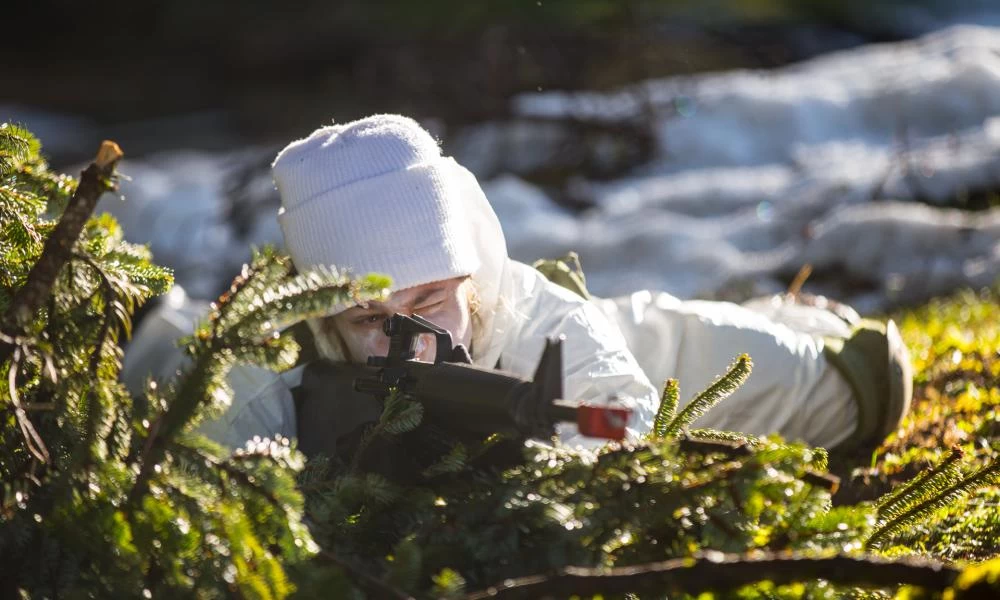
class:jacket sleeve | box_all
[553,300,660,448]
[197,364,299,450]
[498,266,659,448]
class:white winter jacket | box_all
[193,158,857,451]
[195,270,857,451]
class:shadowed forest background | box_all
[3,1,1000,598]
[4,0,984,162]
[7,0,999,309]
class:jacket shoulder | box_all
[507,260,590,311]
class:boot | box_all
[742,292,914,451]
[823,319,913,451]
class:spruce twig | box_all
[0,141,123,365]
[875,446,964,519]
[349,390,423,472]
[461,553,960,599]
[72,252,119,468]
[866,458,1000,550]
[651,378,679,438]
[662,354,752,439]
[174,444,284,510]
[678,434,752,458]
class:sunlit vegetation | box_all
[2,123,1000,598]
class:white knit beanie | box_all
[272,114,481,296]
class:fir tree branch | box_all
[866,458,1000,550]
[0,141,123,366]
[662,354,753,438]
[317,550,415,600]
[173,443,285,510]
[72,252,118,468]
[876,446,964,518]
[678,434,752,457]
[72,252,117,374]
[651,378,679,438]
[461,553,960,599]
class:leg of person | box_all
[535,254,911,449]
[595,290,860,448]
[742,293,913,451]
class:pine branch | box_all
[662,354,753,438]
[317,550,415,600]
[461,553,960,600]
[210,252,287,341]
[866,459,1000,549]
[174,443,284,511]
[0,123,40,177]
[349,390,423,472]
[876,446,964,519]
[7,348,49,464]
[678,434,752,458]
[0,141,123,365]
[422,443,468,479]
[650,378,678,438]
[127,355,221,508]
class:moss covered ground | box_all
[833,286,1000,562]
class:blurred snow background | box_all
[27,24,1000,314]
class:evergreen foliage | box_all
[660,353,752,439]
[651,377,679,438]
[4,123,1000,598]
[292,349,997,598]
[0,125,387,597]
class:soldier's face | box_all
[329,276,474,363]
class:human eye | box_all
[353,313,383,326]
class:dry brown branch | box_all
[0,140,124,366]
[787,263,813,296]
[462,552,960,599]
[7,348,49,464]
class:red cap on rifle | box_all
[576,405,631,440]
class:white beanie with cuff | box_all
[272,114,482,299]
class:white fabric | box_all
[202,265,859,450]
[184,115,860,451]
[593,292,858,449]
[121,286,209,391]
[200,260,660,450]
[273,115,480,293]
[202,270,858,451]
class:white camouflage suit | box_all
[128,156,858,451]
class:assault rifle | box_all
[293,313,631,461]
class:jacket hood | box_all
[439,158,520,370]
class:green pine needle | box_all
[876,447,965,520]
[867,459,1000,550]
[651,378,680,439]
[662,353,753,439]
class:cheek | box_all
[429,296,472,349]
[328,317,390,362]
[345,325,391,360]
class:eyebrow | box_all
[345,284,448,315]
[412,285,448,306]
